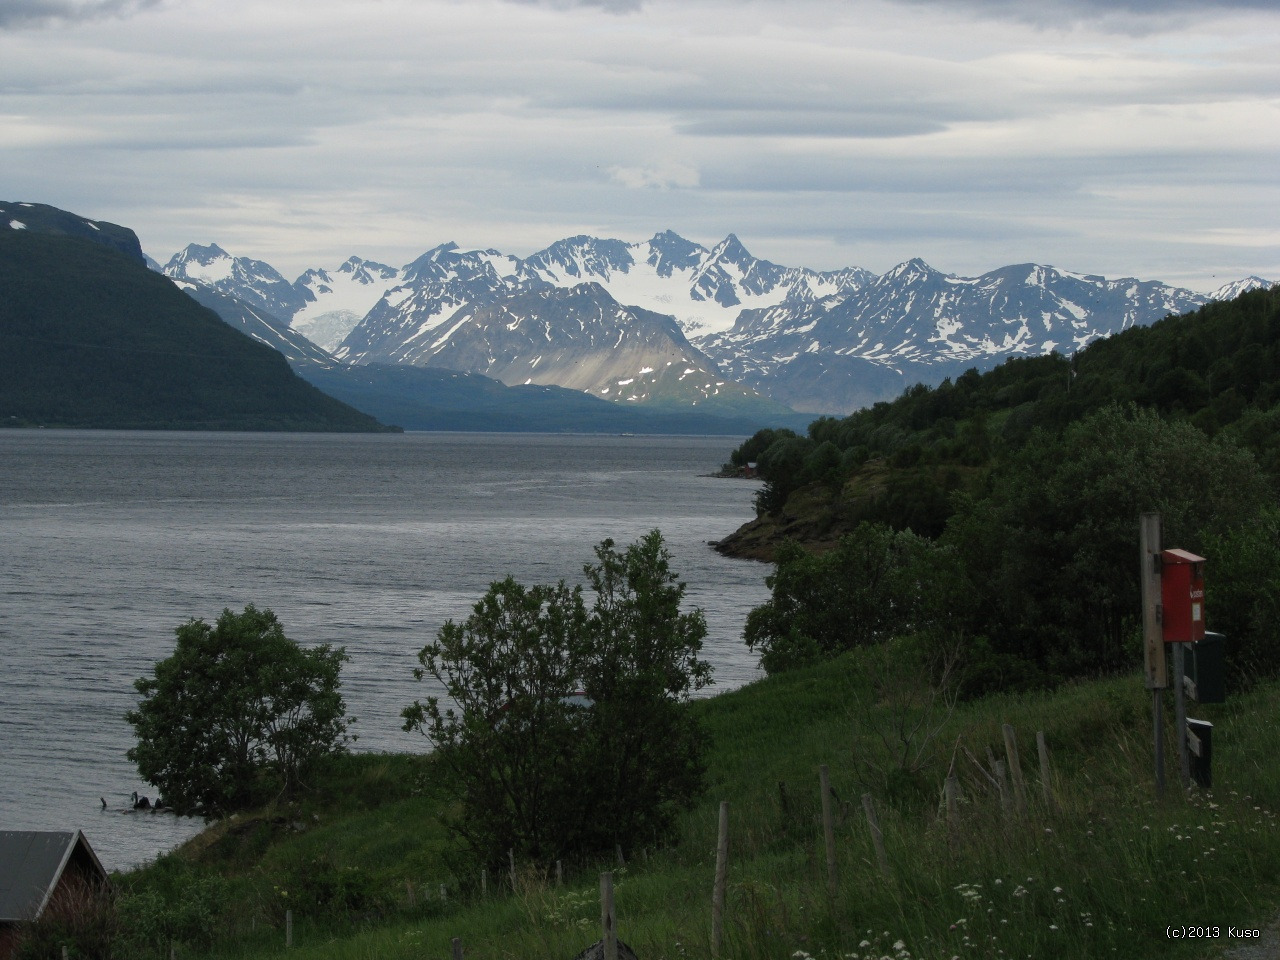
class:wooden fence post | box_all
[508,849,517,891]
[712,800,729,958]
[451,936,463,960]
[481,868,487,898]
[285,909,293,949]
[601,871,618,960]
[994,759,1011,819]
[1002,724,1027,816]
[1141,512,1168,799]
[819,765,838,897]
[1036,731,1057,812]
[556,860,563,887]
[944,773,961,827]
[861,793,890,878]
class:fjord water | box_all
[0,431,768,871]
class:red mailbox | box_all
[1161,548,1206,643]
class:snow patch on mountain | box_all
[1211,276,1274,301]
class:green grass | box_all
[114,653,1280,960]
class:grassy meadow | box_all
[105,645,1280,960]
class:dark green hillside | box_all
[0,200,146,264]
[723,284,1280,693]
[0,231,393,431]
[723,285,1280,555]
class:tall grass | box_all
[114,653,1280,960]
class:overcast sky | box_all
[3,0,1277,291]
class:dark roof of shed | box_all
[0,831,106,923]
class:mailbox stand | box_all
[1162,548,1206,792]
[1140,517,1217,798]
[1172,642,1190,788]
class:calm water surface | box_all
[0,431,768,871]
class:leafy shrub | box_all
[126,605,352,817]
[403,531,711,870]
[115,870,229,957]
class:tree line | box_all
[733,285,1280,693]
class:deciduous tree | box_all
[402,531,710,869]
[126,605,351,817]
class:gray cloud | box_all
[504,0,642,11]
[678,111,947,139]
[0,0,160,29]
[891,0,1278,31]
[2,0,1275,292]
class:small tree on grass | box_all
[126,605,352,817]
[402,530,711,869]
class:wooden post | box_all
[439,883,447,901]
[406,879,415,907]
[451,936,463,960]
[62,948,69,960]
[1002,724,1027,816]
[994,759,1011,818]
[170,942,176,960]
[944,773,961,826]
[285,909,293,949]
[861,793,890,878]
[600,872,618,960]
[819,765,838,897]
[1036,731,1057,811]
[555,860,563,887]
[508,848,517,891]
[481,868,487,898]
[1140,512,1167,799]
[711,800,729,958]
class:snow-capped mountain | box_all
[160,233,1272,414]
[1210,276,1273,303]
[335,242,548,365]
[164,243,307,327]
[698,260,1213,411]
[391,282,763,406]
[293,256,401,352]
[526,231,871,337]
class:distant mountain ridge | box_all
[0,224,391,432]
[163,233,1272,414]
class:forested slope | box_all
[724,286,1280,692]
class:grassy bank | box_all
[113,651,1280,960]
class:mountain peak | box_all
[174,242,231,264]
[883,257,939,282]
[645,230,705,276]
[712,233,753,264]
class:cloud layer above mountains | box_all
[2,0,1276,291]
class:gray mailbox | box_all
[1183,631,1226,704]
